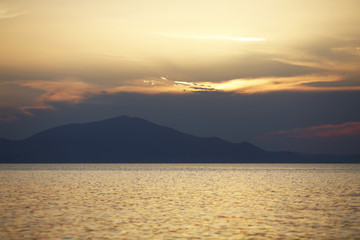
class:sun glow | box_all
[5,73,359,117]
[168,75,357,94]
[1,0,360,124]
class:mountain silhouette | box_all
[0,116,359,163]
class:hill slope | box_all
[0,116,359,163]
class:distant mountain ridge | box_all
[0,116,359,163]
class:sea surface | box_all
[0,164,360,239]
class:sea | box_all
[0,164,359,239]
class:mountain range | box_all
[0,116,359,163]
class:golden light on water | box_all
[1,164,360,239]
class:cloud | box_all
[172,55,322,83]
[0,115,17,122]
[2,78,101,117]
[0,6,28,19]
[1,73,359,121]
[167,75,360,94]
[105,75,360,94]
[260,122,360,139]
[156,33,266,42]
[18,105,54,117]
[1,77,196,119]
[20,78,99,104]
[301,77,360,88]
[279,37,360,73]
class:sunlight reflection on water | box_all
[0,164,360,239]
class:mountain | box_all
[0,116,359,163]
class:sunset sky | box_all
[1,0,360,154]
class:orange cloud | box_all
[2,73,360,122]
[5,78,101,116]
[262,122,360,139]
[16,75,360,101]
[20,78,99,103]
[6,77,193,118]
[108,74,360,95]
[198,75,360,94]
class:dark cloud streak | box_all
[302,76,360,88]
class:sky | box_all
[1,0,360,155]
